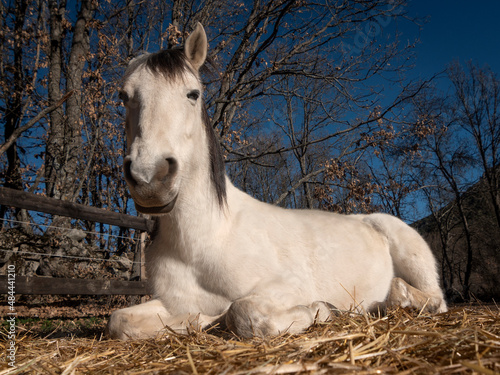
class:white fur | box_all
[107,23,447,340]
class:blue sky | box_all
[396,1,500,220]
[404,0,500,80]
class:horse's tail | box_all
[362,213,448,313]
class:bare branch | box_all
[0,91,74,157]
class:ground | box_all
[0,302,498,374]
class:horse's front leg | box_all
[224,295,334,338]
[106,299,222,340]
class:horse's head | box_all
[120,23,218,215]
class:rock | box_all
[65,229,87,242]
[24,261,40,276]
[113,256,133,271]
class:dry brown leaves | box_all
[1,304,498,374]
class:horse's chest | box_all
[151,253,235,315]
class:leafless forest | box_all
[1,0,499,300]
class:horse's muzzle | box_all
[123,156,179,214]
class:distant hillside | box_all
[413,170,500,302]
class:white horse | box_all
[106,23,447,340]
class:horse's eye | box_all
[187,90,200,101]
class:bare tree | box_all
[406,85,477,299]
[0,0,51,228]
[0,0,424,244]
[448,62,500,229]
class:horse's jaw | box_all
[133,194,178,216]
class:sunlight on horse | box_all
[106,23,447,340]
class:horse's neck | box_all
[155,174,234,258]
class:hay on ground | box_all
[0,305,499,374]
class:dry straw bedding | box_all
[1,305,499,374]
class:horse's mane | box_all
[144,48,227,208]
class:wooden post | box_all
[140,231,148,303]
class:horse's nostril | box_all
[166,157,178,175]
[123,158,136,185]
[156,157,177,183]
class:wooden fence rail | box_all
[0,275,152,295]
[0,187,154,296]
[0,187,155,232]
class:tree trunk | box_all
[4,0,27,193]
[455,196,473,299]
[64,0,96,201]
[0,0,32,233]
[45,0,66,199]
[45,0,95,203]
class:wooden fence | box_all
[0,187,155,295]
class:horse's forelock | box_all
[145,48,195,81]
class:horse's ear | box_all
[184,22,207,71]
